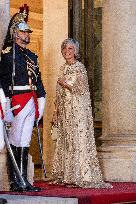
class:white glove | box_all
[0,118,5,151]
[37,97,46,122]
[4,97,14,123]
[0,88,6,115]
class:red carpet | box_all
[1,182,136,204]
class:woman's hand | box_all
[57,77,66,86]
[57,78,73,92]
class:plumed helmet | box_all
[3,4,32,49]
[10,13,32,38]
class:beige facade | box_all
[42,0,68,174]
[0,0,136,186]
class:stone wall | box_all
[0,0,10,53]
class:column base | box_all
[98,135,136,182]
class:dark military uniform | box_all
[0,43,45,98]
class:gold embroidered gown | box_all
[51,61,111,188]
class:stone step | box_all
[113,202,136,204]
[0,194,78,204]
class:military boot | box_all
[16,147,41,192]
[7,145,27,192]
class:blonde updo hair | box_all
[61,38,80,59]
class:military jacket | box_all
[0,43,46,98]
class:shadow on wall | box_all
[94,7,102,122]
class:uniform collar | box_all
[15,43,26,52]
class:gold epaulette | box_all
[2,47,12,54]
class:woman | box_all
[51,38,111,188]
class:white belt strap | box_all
[9,85,37,91]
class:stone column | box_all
[0,0,10,191]
[98,0,136,182]
[72,0,82,44]
[0,0,10,53]
[43,0,68,177]
[84,0,94,109]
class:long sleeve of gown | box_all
[71,65,89,96]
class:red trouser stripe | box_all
[0,104,4,119]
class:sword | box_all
[11,40,16,95]
[36,120,47,178]
[3,104,26,187]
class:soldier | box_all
[0,11,46,192]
